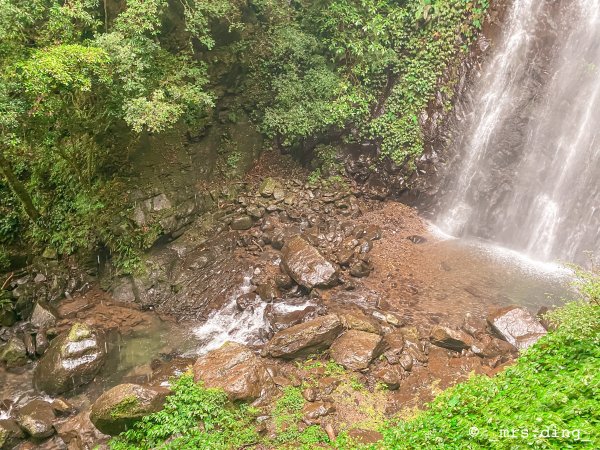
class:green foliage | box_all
[109,373,258,450]
[0,0,225,270]
[570,264,600,304]
[324,360,346,376]
[247,0,488,168]
[350,376,365,391]
[271,386,330,447]
[0,0,488,269]
[377,295,600,449]
[0,246,9,272]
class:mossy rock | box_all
[90,384,170,435]
[33,322,106,395]
[0,337,27,368]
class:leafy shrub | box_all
[109,373,259,450]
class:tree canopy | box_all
[0,0,487,271]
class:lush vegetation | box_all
[108,374,259,450]
[0,0,486,270]
[109,272,599,449]
[378,300,599,449]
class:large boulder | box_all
[90,384,170,435]
[281,236,338,289]
[330,330,385,370]
[0,337,28,368]
[262,315,343,359]
[430,326,474,352]
[487,306,547,350]
[16,400,56,440]
[0,419,25,449]
[193,342,275,402]
[33,322,106,395]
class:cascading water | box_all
[437,0,600,264]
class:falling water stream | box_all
[438,0,600,264]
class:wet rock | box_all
[373,366,401,390]
[340,312,381,335]
[246,205,265,219]
[273,187,285,201]
[302,388,318,402]
[274,273,294,290]
[303,401,335,423]
[349,260,372,278]
[0,400,13,417]
[265,304,317,332]
[16,400,56,440]
[259,178,281,197]
[0,419,25,449]
[30,302,57,329]
[19,435,67,449]
[262,315,343,359]
[55,411,109,450]
[318,377,342,395]
[348,428,383,444]
[193,342,274,402]
[401,329,428,365]
[398,353,413,372]
[430,326,474,352]
[22,332,35,357]
[33,323,106,395]
[0,337,27,368]
[406,235,427,244]
[0,293,16,327]
[90,384,170,435]
[382,331,405,364]
[281,236,338,289]
[236,293,261,311]
[35,331,49,356]
[256,282,280,301]
[329,330,385,371]
[111,278,137,304]
[461,314,488,338]
[231,215,254,230]
[50,398,74,417]
[471,334,518,359]
[363,225,383,241]
[487,306,547,350]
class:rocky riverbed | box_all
[0,158,572,449]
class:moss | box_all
[67,322,92,342]
[110,396,140,420]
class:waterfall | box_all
[437,0,600,264]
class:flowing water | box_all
[438,0,600,264]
